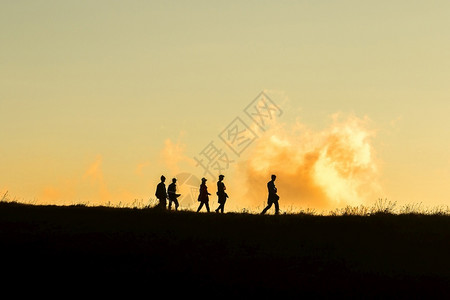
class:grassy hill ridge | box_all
[0,202,449,297]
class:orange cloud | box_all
[41,186,62,202]
[237,113,381,211]
[33,155,149,206]
[160,137,196,174]
[83,155,111,203]
[84,155,104,182]
[135,161,151,176]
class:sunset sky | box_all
[1,1,449,212]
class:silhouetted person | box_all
[261,174,280,215]
[197,177,211,212]
[215,174,228,213]
[155,175,167,209]
[167,178,181,211]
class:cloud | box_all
[151,111,382,212]
[160,136,196,174]
[84,155,104,182]
[32,112,381,211]
[40,186,63,202]
[236,113,382,211]
[135,161,151,176]
[83,155,111,203]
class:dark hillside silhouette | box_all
[0,202,449,297]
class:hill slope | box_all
[0,202,449,297]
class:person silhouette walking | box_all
[167,178,181,211]
[215,174,228,213]
[261,174,280,215]
[155,175,168,210]
[197,177,211,212]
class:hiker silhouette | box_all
[167,178,181,211]
[197,177,211,212]
[215,174,228,213]
[155,175,167,209]
[261,174,280,215]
